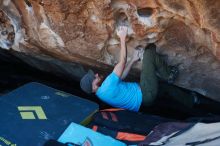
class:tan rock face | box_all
[1,0,220,101]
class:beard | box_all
[97,75,104,86]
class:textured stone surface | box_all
[0,0,220,101]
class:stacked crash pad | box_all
[0,82,98,146]
[58,122,126,146]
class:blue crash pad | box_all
[58,122,126,146]
[0,82,98,146]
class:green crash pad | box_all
[0,82,99,146]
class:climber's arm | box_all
[113,26,128,78]
[121,49,141,80]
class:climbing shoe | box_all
[192,92,220,113]
[168,66,179,84]
[190,91,200,105]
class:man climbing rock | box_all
[80,26,180,112]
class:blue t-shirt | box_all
[96,72,142,112]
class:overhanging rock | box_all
[0,0,220,101]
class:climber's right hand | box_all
[116,26,128,40]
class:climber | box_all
[80,26,182,112]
